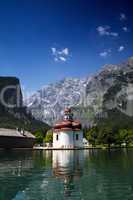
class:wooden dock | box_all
[33,146,101,150]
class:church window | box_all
[76,134,79,140]
[56,134,59,141]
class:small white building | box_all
[83,138,89,147]
[53,108,83,149]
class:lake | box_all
[0,149,133,200]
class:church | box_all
[53,108,83,149]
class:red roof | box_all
[53,108,82,132]
[53,120,81,132]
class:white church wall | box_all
[74,131,83,148]
[53,131,74,148]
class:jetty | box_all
[0,128,35,149]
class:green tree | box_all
[85,127,97,146]
[34,131,44,144]
[98,126,115,148]
[125,129,133,146]
[115,129,128,147]
[44,130,53,143]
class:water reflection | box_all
[0,150,35,200]
[1,149,133,200]
[52,150,83,197]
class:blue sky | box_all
[0,0,133,93]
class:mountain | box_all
[25,78,88,124]
[26,57,133,126]
[0,77,49,134]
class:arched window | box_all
[76,134,79,140]
[56,134,59,141]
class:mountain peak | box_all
[26,57,133,125]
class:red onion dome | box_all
[61,121,72,127]
[53,121,72,130]
[72,120,82,130]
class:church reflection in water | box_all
[52,150,83,197]
[0,150,85,200]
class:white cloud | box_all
[51,47,56,54]
[122,27,128,32]
[120,13,127,21]
[51,47,70,62]
[99,52,108,58]
[97,26,110,36]
[62,48,69,55]
[118,46,125,52]
[97,26,118,37]
[99,49,111,58]
[110,32,118,37]
[59,56,66,61]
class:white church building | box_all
[53,108,83,149]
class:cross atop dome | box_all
[64,108,71,113]
[63,108,73,121]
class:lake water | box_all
[1,149,133,200]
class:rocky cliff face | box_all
[26,78,88,124]
[0,76,49,132]
[26,57,133,126]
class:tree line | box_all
[83,126,133,148]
